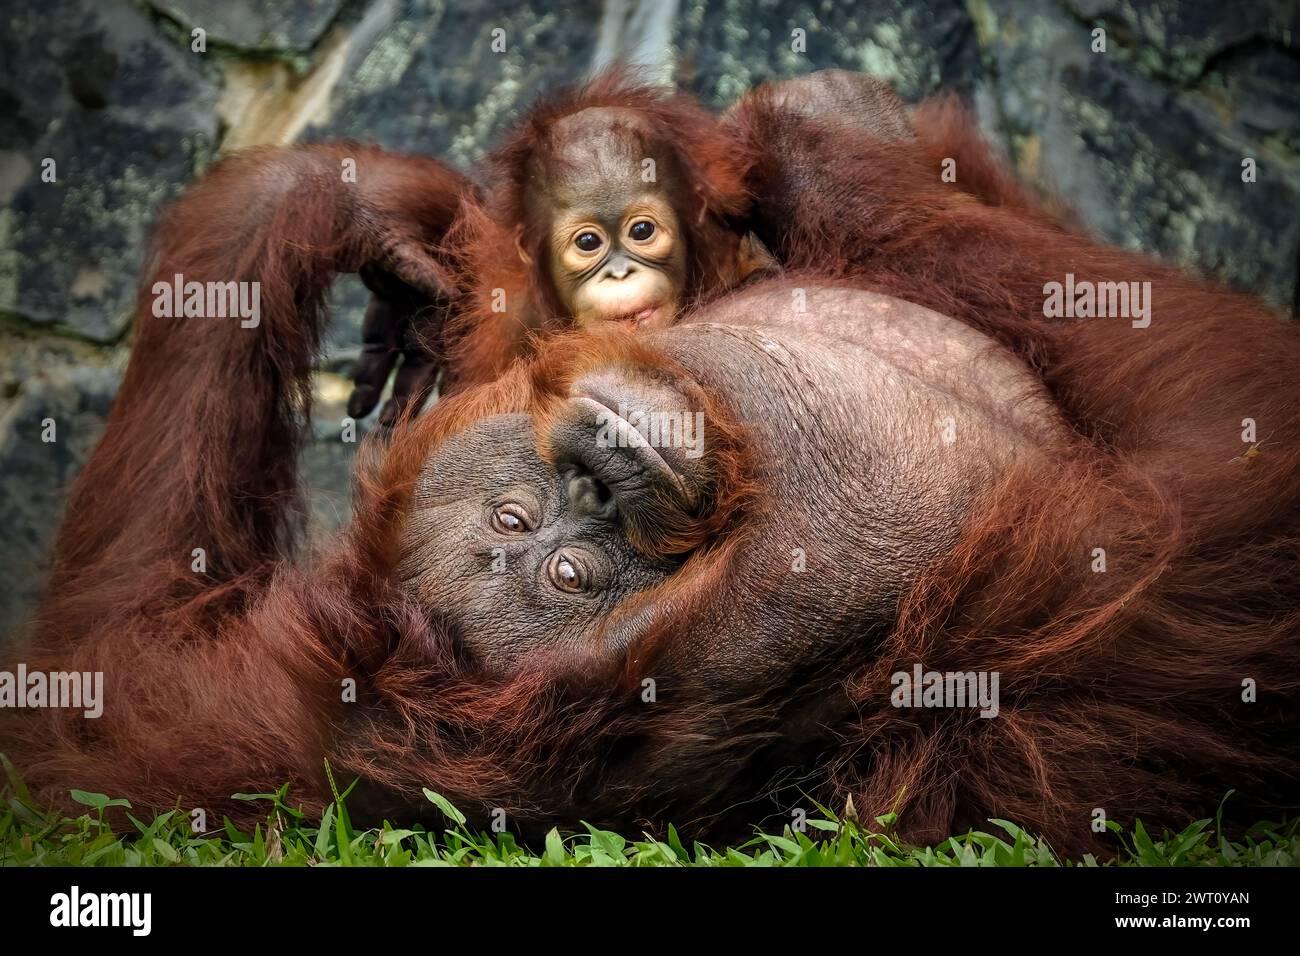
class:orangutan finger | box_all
[348,294,401,420]
[378,348,439,428]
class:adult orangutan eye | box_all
[547,551,587,593]
[491,504,533,534]
[575,231,602,252]
[628,220,655,242]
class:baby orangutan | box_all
[346,74,779,407]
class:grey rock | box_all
[1201,37,1300,156]
[149,0,348,52]
[1065,0,1300,85]
[324,273,374,361]
[0,0,218,344]
[673,0,983,107]
[0,347,122,642]
[301,434,362,547]
[308,0,602,165]
[975,0,1300,313]
[594,0,679,78]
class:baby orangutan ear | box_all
[692,183,711,226]
[514,225,533,267]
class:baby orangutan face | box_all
[549,191,685,330]
[529,108,688,331]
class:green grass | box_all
[2,763,1296,867]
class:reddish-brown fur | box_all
[727,84,1300,845]
[2,79,1297,856]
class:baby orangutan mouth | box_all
[608,304,669,330]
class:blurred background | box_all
[2,0,1298,636]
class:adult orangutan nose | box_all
[567,470,613,517]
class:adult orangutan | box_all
[3,72,1299,856]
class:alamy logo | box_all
[1042,273,1151,328]
[151,273,261,328]
[890,663,1000,718]
[594,402,705,460]
[0,665,103,718]
[50,886,151,936]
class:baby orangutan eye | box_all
[547,551,587,593]
[575,231,602,252]
[628,220,655,241]
[491,503,533,534]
